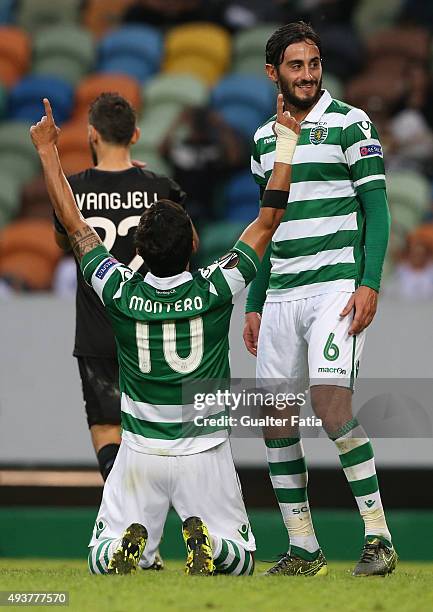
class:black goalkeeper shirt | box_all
[54,167,186,358]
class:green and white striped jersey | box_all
[81,242,258,455]
[251,89,386,301]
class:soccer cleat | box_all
[353,537,398,577]
[141,549,164,571]
[182,516,214,576]
[265,550,328,576]
[107,523,148,575]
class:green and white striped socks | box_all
[330,418,392,544]
[212,536,254,575]
[88,538,118,574]
[266,437,320,560]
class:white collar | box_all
[144,270,192,289]
[301,89,333,124]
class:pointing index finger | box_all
[277,93,284,122]
[43,98,54,123]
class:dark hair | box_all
[88,93,136,145]
[266,21,322,67]
[134,200,193,277]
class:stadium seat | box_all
[0,0,14,25]
[33,25,95,86]
[232,56,267,78]
[8,75,74,124]
[20,175,53,220]
[137,105,181,149]
[129,143,172,177]
[144,74,208,110]
[225,171,258,219]
[233,24,281,59]
[211,74,274,137]
[0,171,21,226]
[57,119,93,176]
[98,25,163,84]
[83,0,134,39]
[165,23,231,71]
[74,73,142,119]
[0,219,62,290]
[0,122,41,185]
[163,23,231,85]
[387,171,431,217]
[16,0,81,32]
[212,75,274,116]
[354,0,406,40]
[0,26,31,87]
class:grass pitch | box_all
[1,560,432,612]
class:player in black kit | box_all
[54,95,187,570]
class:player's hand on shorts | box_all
[243,312,262,357]
[30,98,61,150]
[275,93,301,135]
[340,286,378,336]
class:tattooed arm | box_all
[30,98,102,261]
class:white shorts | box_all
[257,292,366,393]
[89,439,255,566]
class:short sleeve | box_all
[168,178,187,208]
[80,245,138,306]
[199,240,259,300]
[341,107,386,195]
[251,138,267,188]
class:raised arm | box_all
[239,94,300,260]
[30,98,102,262]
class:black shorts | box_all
[77,357,121,428]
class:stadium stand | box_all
[0,0,432,290]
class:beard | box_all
[89,139,98,166]
[279,74,323,111]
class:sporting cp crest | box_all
[309,124,328,145]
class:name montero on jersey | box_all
[129,295,204,314]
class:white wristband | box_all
[274,121,299,164]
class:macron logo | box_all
[357,121,372,139]
[95,258,118,280]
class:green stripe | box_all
[240,550,252,576]
[350,155,384,178]
[95,538,111,574]
[290,545,320,561]
[272,230,359,260]
[269,262,357,290]
[265,437,299,448]
[221,541,242,574]
[88,549,96,575]
[291,162,349,184]
[103,539,112,569]
[339,441,373,468]
[214,539,230,566]
[121,410,227,441]
[269,457,306,476]
[274,487,307,503]
[350,474,379,497]
[356,179,386,194]
[280,196,359,221]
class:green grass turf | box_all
[0,560,432,612]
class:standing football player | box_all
[54,93,186,569]
[31,95,300,576]
[243,22,397,576]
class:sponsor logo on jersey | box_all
[357,121,372,139]
[360,144,382,157]
[95,257,118,280]
[218,251,240,270]
[317,366,347,374]
[309,124,328,145]
[264,136,276,144]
